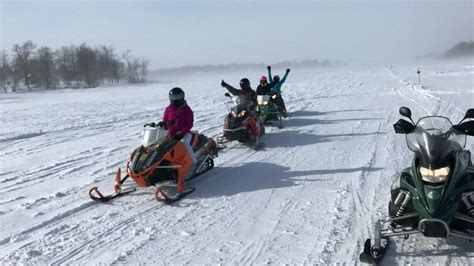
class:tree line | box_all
[0,41,150,93]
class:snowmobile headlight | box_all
[262,101,268,105]
[237,110,246,117]
[231,111,237,117]
[419,166,450,183]
[271,95,277,99]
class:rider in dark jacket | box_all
[221,78,257,111]
[256,76,276,96]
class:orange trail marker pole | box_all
[417,68,421,85]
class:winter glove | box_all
[267,65,271,70]
[173,131,184,140]
[221,80,227,87]
[286,68,290,73]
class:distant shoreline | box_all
[149,59,336,76]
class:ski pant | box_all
[182,133,197,164]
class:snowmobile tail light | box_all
[419,166,450,183]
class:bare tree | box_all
[0,51,12,93]
[98,45,116,83]
[56,46,78,86]
[122,50,135,83]
[12,41,37,90]
[11,57,21,92]
[76,43,98,86]
[122,50,147,83]
[111,59,124,83]
[36,46,56,88]
[139,58,150,81]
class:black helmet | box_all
[169,87,185,106]
[240,78,251,91]
[273,75,280,82]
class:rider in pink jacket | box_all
[162,87,196,164]
[162,100,193,136]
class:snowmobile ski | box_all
[155,186,196,204]
[153,157,213,204]
[89,169,135,202]
[88,186,136,202]
[359,238,389,264]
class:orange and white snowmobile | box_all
[89,123,218,204]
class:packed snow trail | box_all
[0,63,473,264]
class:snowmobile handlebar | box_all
[143,120,178,128]
[394,106,474,136]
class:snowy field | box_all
[0,62,473,264]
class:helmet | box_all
[273,75,280,82]
[169,87,185,106]
[240,78,251,91]
[259,76,267,82]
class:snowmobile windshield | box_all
[406,116,466,168]
[231,103,248,115]
[232,96,242,106]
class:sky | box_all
[1,0,473,69]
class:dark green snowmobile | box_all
[256,94,284,128]
[360,107,474,264]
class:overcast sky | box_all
[1,0,472,69]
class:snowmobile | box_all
[359,106,474,264]
[256,94,284,128]
[89,122,218,204]
[217,93,265,150]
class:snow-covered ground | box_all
[0,62,473,264]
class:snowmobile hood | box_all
[406,116,466,169]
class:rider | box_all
[256,75,275,96]
[268,66,290,117]
[221,78,257,111]
[162,87,197,165]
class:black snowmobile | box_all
[360,107,474,263]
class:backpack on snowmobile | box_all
[88,124,218,204]
[359,107,474,263]
[256,94,284,128]
[217,93,264,150]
